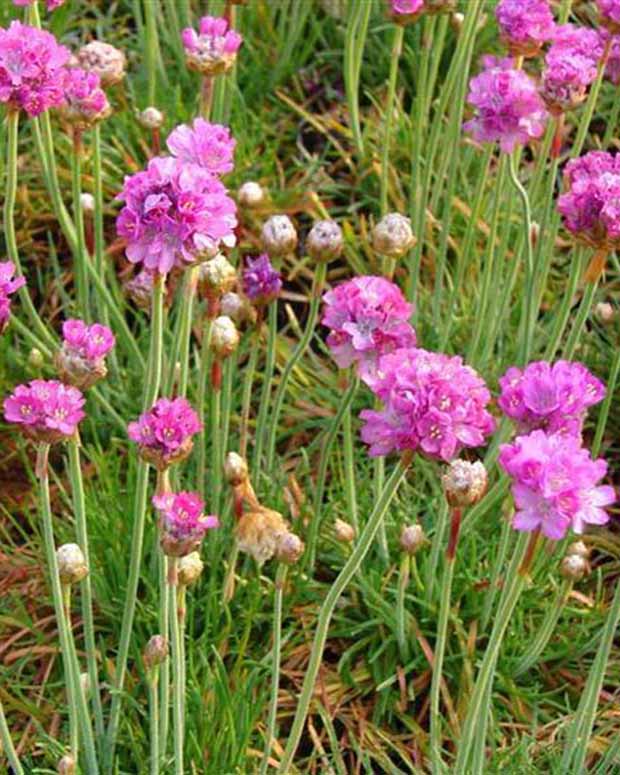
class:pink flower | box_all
[4,379,85,442]
[167,118,235,175]
[499,430,615,539]
[153,491,219,556]
[0,21,70,117]
[498,360,605,436]
[598,0,620,29]
[182,16,242,76]
[391,0,424,15]
[128,397,202,470]
[60,67,110,128]
[13,0,65,9]
[0,261,25,334]
[321,276,416,376]
[116,156,237,275]
[242,254,282,305]
[496,0,555,55]
[56,319,115,389]
[464,56,548,153]
[359,347,495,461]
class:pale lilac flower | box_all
[598,0,620,30]
[464,56,548,152]
[167,118,235,175]
[242,254,282,306]
[498,360,605,436]
[499,430,615,539]
[13,0,65,9]
[60,67,110,128]
[56,319,115,389]
[360,347,495,461]
[182,16,242,76]
[153,491,219,556]
[128,397,202,470]
[321,276,416,376]
[496,0,555,56]
[0,261,25,334]
[4,379,85,442]
[0,21,70,117]
[116,156,237,275]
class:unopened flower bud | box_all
[400,524,425,555]
[211,316,240,358]
[178,551,204,586]
[567,540,590,559]
[595,302,615,324]
[58,755,76,775]
[77,41,126,87]
[29,347,44,368]
[334,518,356,543]
[451,11,465,31]
[372,213,415,258]
[276,531,305,564]
[306,220,344,263]
[57,543,88,585]
[236,508,289,564]
[224,451,249,486]
[139,106,165,130]
[442,460,488,508]
[238,181,265,209]
[80,672,91,698]
[561,553,589,581]
[261,215,298,257]
[199,254,237,296]
[80,193,95,214]
[220,291,257,325]
[143,635,169,670]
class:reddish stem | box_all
[446,507,462,561]
[518,529,541,577]
[151,127,161,156]
[211,359,222,391]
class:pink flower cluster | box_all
[4,379,85,442]
[56,319,116,389]
[242,254,282,306]
[390,0,424,16]
[60,67,110,128]
[128,397,201,470]
[182,16,242,76]
[0,21,70,117]
[542,25,604,113]
[153,491,219,556]
[321,276,416,376]
[116,156,237,274]
[360,347,495,461]
[498,360,605,436]
[167,118,236,175]
[13,0,65,10]
[598,0,620,29]
[464,56,548,153]
[0,261,25,334]
[557,151,620,248]
[495,0,555,56]
[499,430,614,540]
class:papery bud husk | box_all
[160,531,204,558]
[560,553,590,581]
[235,508,289,565]
[220,291,257,326]
[29,347,45,368]
[199,254,237,296]
[372,213,415,258]
[57,543,88,585]
[261,215,298,257]
[58,755,76,775]
[442,460,488,507]
[143,634,169,669]
[139,106,165,130]
[224,451,249,486]
[595,301,615,323]
[80,193,95,213]
[55,349,108,391]
[137,438,194,472]
[210,315,240,358]
[567,540,590,559]
[400,524,425,555]
[334,518,356,543]
[238,181,266,209]
[306,220,344,263]
[178,552,204,586]
[276,531,305,564]
[77,41,127,87]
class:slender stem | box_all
[166,268,198,397]
[92,124,114,340]
[210,369,223,513]
[563,276,599,359]
[480,514,512,633]
[266,262,327,471]
[158,553,170,761]
[343,0,372,155]
[259,564,287,775]
[169,559,184,775]
[544,249,584,360]
[395,554,410,662]
[0,700,23,775]
[342,398,358,533]
[277,456,411,773]
[253,302,278,479]
[380,25,404,214]
[425,502,448,603]
[71,132,89,319]
[197,318,213,495]
[64,583,79,760]
[148,671,160,775]
[571,37,613,159]
[143,0,159,106]
[239,332,259,459]
[515,580,571,676]
[592,347,620,457]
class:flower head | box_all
[360,347,495,461]
[76,41,126,87]
[464,56,548,152]
[182,16,242,76]
[498,360,605,436]
[321,276,416,376]
[56,319,115,389]
[495,0,555,56]
[306,220,344,263]
[242,253,282,305]
[57,543,88,585]
[116,155,237,274]
[167,118,235,175]
[499,430,615,540]
[0,21,70,117]
[235,507,289,564]
[153,491,219,556]
[0,261,25,334]
[60,67,110,128]
[13,0,65,11]
[4,379,85,442]
[389,0,424,23]
[128,397,202,470]
[261,215,298,257]
[124,270,155,311]
[372,213,415,258]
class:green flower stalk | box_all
[143,635,168,775]
[168,558,184,775]
[343,0,372,156]
[70,130,90,319]
[0,699,23,775]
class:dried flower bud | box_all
[567,540,590,559]
[224,451,249,486]
[560,553,589,581]
[236,508,289,564]
[211,315,240,358]
[80,672,91,698]
[595,302,615,324]
[199,254,237,296]
[220,291,257,325]
[238,181,265,209]
[334,518,356,543]
[124,270,155,312]
[77,41,126,87]
[372,213,415,258]
[306,220,344,263]
[276,531,305,564]
[29,347,44,368]
[139,106,164,130]
[178,551,204,586]
[451,11,465,31]
[261,215,298,257]
[530,221,540,248]
[400,524,425,555]
[58,755,76,775]
[143,635,169,670]
[56,543,88,585]
[442,460,488,507]
[80,193,95,213]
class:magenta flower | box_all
[0,261,25,334]
[116,156,237,275]
[56,319,116,389]
[128,397,202,470]
[598,0,620,30]
[464,56,548,153]
[4,379,85,442]
[390,0,424,16]
[499,430,615,539]
[498,360,605,436]
[167,118,235,176]
[13,0,65,9]
[153,491,219,556]
[321,276,416,376]
[60,67,110,128]
[242,254,282,306]
[495,0,555,56]
[360,347,495,461]
[182,16,242,76]
[557,151,620,249]
[0,21,70,117]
